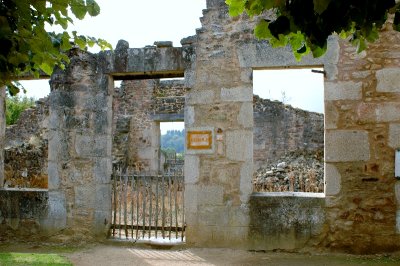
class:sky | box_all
[18,0,324,133]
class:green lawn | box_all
[0,252,72,266]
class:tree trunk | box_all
[0,86,5,188]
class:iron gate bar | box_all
[110,169,185,242]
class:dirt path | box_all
[64,244,400,266]
[2,242,400,266]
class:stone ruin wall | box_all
[4,97,49,188]
[112,79,187,172]
[253,95,324,169]
[2,0,400,253]
[4,79,324,185]
[322,19,400,253]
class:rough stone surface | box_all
[389,124,400,149]
[324,163,341,196]
[226,130,253,162]
[325,81,362,101]
[325,130,370,162]
[376,68,400,92]
[2,0,400,253]
[249,194,325,250]
[0,189,48,240]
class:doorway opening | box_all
[110,78,186,243]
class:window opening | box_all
[252,68,324,193]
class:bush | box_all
[6,95,35,125]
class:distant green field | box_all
[0,252,72,266]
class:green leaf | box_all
[86,0,101,16]
[39,62,54,76]
[310,43,327,58]
[226,0,245,17]
[61,32,73,50]
[70,0,87,19]
[356,37,367,53]
[254,20,272,39]
[289,31,305,51]
[313,0,332,14]
[74,35,87,49]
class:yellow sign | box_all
[187,131,212,150]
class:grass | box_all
[0,252,72,266]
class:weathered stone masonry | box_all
[1,0,400,253]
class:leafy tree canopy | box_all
[0,0,112,95]
[226,0,400,60]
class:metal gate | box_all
[110,167,185,242]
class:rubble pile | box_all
[253,149,324,193]
[3,139,48,189]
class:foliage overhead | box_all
[0,0,112,95]
[226,0,400,60]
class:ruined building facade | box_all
[1,0,400,253]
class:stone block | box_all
[395,182,400,205]
[48,109,61,130]
[226,130,253,162]
[237,36,338,70]
[75,135,109,158]
[198,206,229,226]
[186,90,215,105]
[397,210,400,234]
[325,81,362,101]
[185,106,195,126]
[229,205,250,227]
[138,147,156,160]
[325,163,341,196]
[198,185,224,206]
[238,102,253,128]
[47,130,61,161]
[93,157,112,184]
[376,103,400,122]
[41,191,66,230]
[324,101,338,129]
[74,186,95,209]
[376,68,400,93]
[94,111,109,134]
[184,184,198,211]
[325,130,370,162]
[47,161,60,190]
[356,103,377,123]
[95,185,111,213]
[240,162,253,203]
[389,124,400,149]
[185,155,199,184]
[220,87,252,102]
[75,135,92,157]
[93,210,111,236]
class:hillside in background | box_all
[161,129,185,154]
